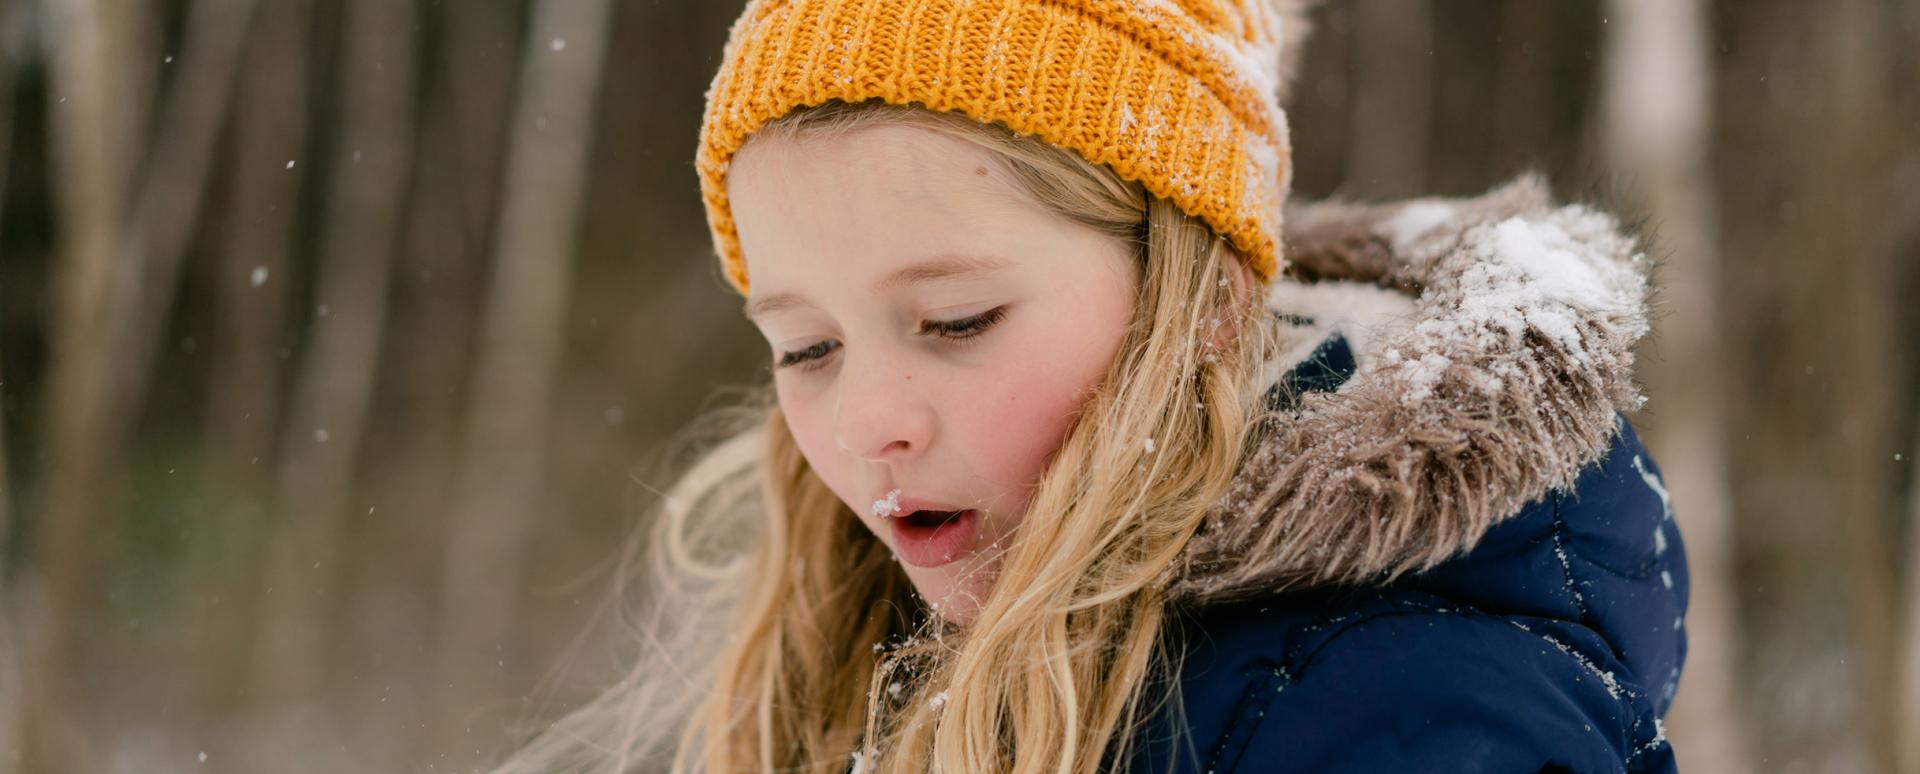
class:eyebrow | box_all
[742,253,1013,319]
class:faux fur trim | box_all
[1167,175,1654,605]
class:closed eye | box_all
[773,306,1009,372]
[918,305,1007,341]
[775,340,839,371]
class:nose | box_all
[831,348,933,463]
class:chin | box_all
[907,563,998,626]
[928,589,981,625]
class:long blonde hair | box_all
[491,98,1279,774]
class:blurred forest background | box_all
[0,0,1915,772]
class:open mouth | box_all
[897,509,967,528]
[887,509,981,568]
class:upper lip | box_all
[875,493,973,518]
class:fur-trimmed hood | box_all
[1167,175,1654,605]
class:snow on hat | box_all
[696,0,1309,295]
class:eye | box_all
[773,306,1009,373]
[918,305,1008,341]
[775,339,839,372]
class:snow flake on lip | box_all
[870,488,902,519]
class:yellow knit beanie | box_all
[697,0,1306,295]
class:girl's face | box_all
[730,123,1139,624]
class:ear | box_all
[1204,257,1260,354]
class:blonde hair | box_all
[491,99,1279,774]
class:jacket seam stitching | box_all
[1550,492,1597,627]
[1202,664,1291,774]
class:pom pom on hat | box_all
[697,0,1312,295]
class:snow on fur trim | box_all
[1168,175,1653,604]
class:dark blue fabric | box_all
[1264,332,1357,412]
[1124,339,1689,774]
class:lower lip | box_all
[888,510,982,568]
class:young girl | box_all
[496,1,1687,772]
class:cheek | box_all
[956,322,1122,510]
[776,386,858,506]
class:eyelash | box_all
[775,306,1009,372]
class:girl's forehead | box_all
[735,123,1018,197]
[732,132,1054,285]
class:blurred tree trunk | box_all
[201,0,311,529]
[189,0,313,732]
[1342,0,1429,198]
[445,0,521,249]
[1893,13,1920,769]
[0,0,20,573]
[1420,2,1501,195]
[1487,2,1561,168]
[0,360,9,768]
[1310,1,1602,201]
[29,0,255,758]
[1904,405,1920,773]
[28,2,139,767]
[435,0,614,757]
[0,3,19,753]
[1713,0,1915,770]
[246,0,417,753]
[341,4,523,763]
[1598,2,1751,772]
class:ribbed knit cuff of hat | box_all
[697,0,1295,296]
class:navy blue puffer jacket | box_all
[1129,178,1688,773]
